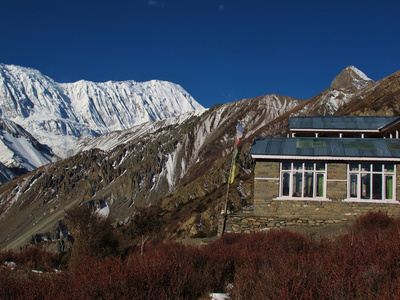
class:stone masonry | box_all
[220,161,400,234]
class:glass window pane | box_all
[385,164,395,172]
[361,163,371,172]
[349,163,359,172]
[317,174,324,197]
[293,173,302,197]
[386,175,394,200]
[350,174,358,198]
[304,172,313,197]
[361,174,371,199]
[305,163,314,170]
[372,174,382,200]
[347,162,396,201]
[282,173,290,196]
[280,161,328,199]
[293,162,303,170]
[373,163,383,172]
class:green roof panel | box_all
[251,137,400,159]
[290,116,400,130]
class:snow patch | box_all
[96,201,110,218]
[349,66,371,81]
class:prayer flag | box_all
[229,123,242,184]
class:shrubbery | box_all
[2,211,400,299]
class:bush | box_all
[349,211,394,235]
[3,212,400,299]
[65,205,120,271]
[16,247,62,272]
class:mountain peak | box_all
[330,66,374,91]
[0,63,204,158]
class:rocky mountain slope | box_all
[1,66,395,251]
[0,63,203,158]
[336,69,400,116]
[331,65,374,91]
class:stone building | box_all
[222,116,400,234]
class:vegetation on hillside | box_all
[1,211,400,299]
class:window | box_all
[347,163,396,201]
[280,162,326,199]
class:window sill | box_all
[274,197,331,202]
[342,199,400,204]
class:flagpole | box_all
[221,122,242,235]
[221,138,237,235]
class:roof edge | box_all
[251,154,400,162]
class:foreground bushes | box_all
[2,211,400,299]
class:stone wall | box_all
[220,211,349,234]
[219,160,400,234]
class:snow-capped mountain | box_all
[0,63,204,158]
[0,119,57,183]
[330,65,374,91]
[61,79,202,135]
[291,66,375,117]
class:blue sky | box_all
[1,0,399,108]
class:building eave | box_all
[251,154,400,162]
[380,118,400,132]
[289,129,380,133]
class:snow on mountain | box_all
[0,119,56,181]
[75,109,206,154]
[74,94,300,199]
[0,63,204,158]
[330,66,374,91]
[349,66,371,82]
[0,161,15,184]
[61,79,203,135]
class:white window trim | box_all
[344,162,398,203]
[342,199,400,204]
[276,161,329,201]
[275,197,331,202]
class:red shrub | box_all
[14,247,62,272]
[3,213,400,299]
[124,242,208,299]
[349,211,394,235]
[68,256,130,299]
[0,268,67,300]
[66,242,209,299]
[0,250,15,264]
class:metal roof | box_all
[250,137,400,160]
[289,116,400,131]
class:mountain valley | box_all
[1,65,400,251]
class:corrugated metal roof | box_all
[250,137,400,159]
[290,116,400,130]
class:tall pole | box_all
[221,126,240,235]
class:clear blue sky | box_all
[1,0,399,108]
